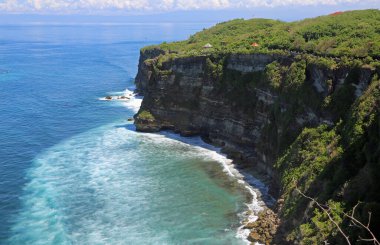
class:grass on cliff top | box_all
[143,9,380,59]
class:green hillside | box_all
[145,9,380,59]
[274,77,380,243]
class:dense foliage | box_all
[274,78,380,244]
[143,9,380,59]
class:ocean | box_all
[0,23,260,244]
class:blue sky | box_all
[0,0,378,23]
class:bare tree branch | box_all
[367,212,372,228]
[343,207,380,245]
[295,184,379,245]
[295,186,352,245]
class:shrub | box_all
[265,61,283,89]
[136,110,155,121]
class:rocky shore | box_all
[244,208,280,245]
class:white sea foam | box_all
[9,121,246,244]
[11,91,270,245]
[156,131,270,245]
[204,152,268,245]
[122,92,271,244]
[121,94,143,113]
[99,88,142,113]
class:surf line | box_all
[111,88,274,244]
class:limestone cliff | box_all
[134,50,373,180]
[134,48,380,244]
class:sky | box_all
[0,0,378,13]
[0,0,378,23]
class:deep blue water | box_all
[0,23,251,244]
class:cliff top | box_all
[142,9,380,59]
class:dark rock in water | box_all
[127,118,134,121]
[105,96,112,100]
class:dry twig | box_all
[343,203,380,245]
[295,185,379,245]
[295,186,351,245]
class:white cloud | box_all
[174,0,231,10]
[0,0,376,12]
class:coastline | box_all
[122,89,276,244]
[160,131,281,245]
[153,130,275,245]
[159,130,271,244]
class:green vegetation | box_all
[284,60,307,91]
[274,78,380,244]
[297,201,345,244]
[136,110,155,121]
[143,9,380,59]
[205,57,224,81]
[275,125,342,204]
[265,61,283,89]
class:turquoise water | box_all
[0,24,252,244]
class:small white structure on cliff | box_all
[203,43,213,49]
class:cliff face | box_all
[132,9,380,243]
[135,49,373,181]
[135,48,166,94]
[136,53,276,177]
[134,48,380,244]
